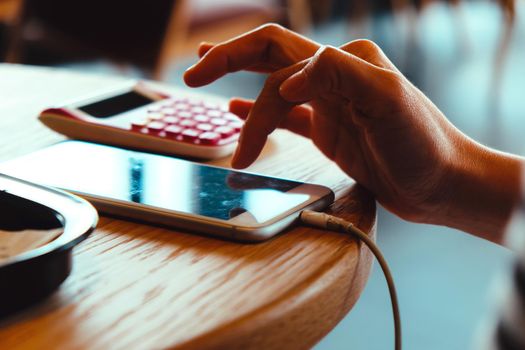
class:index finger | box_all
[184,24,318,87]
[231,60,308,168]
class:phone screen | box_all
[0,142,312,224]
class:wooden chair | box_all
[5,0,183,79]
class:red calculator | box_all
[39,81,244,159]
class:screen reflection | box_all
[129,152,308,222]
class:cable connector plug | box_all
[300,209,353,232]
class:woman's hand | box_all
[184,24,524,244]
[225,41,461,224]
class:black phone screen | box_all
[0,141,311,223]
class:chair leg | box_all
[4,0,26,63]
[153,0,190,81]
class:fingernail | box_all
[279,72,306,101]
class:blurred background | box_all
[1,0,524,349]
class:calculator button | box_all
[161,107,176,115]
[179,119,197,128]
[165,125,183,137]
[166,101,176,107]
[187,98,202,106]
[146,121,166,133]
[147,105,162,113]
[163,116,179,124]
[206,110,222,118]
[214,126,235,137]
[210,118,227,126]
[224,112,241,121]
[178,111,192,119]
[194,114,210,123]
[198,132,221,145]
[181,129,201,142]
[228,120,244,131]
[196,123,214,132]
[203,102,219,109]
[94,92,243,156]
[191,106,206,114]
[175,103,190,111]
[131,120,148,131]
[147,112,164,121]
[162,98,178,106]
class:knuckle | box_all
[313,46,343,92]
[258,23,285,36]
[382,69,405,89]
[341,39,387,67]
[378,69,410,105]
[317,45,340,61]
[350,39,382,55]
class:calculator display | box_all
[79,91,154,118]
[1,141,309,224]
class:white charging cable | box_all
[300,210,401,350]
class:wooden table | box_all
[0,64,376,349]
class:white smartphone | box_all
[0,141,334,242]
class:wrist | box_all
[432,137,524,244]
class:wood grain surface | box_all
[0,64,377,349]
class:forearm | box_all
[437,138,524,245]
